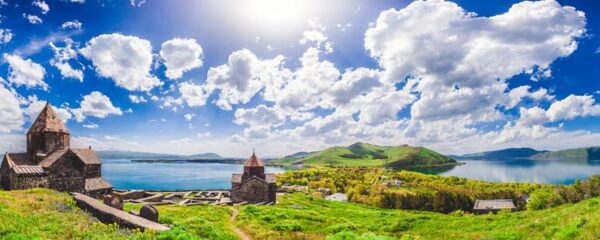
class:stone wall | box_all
[27,132,70,155]
[86,188,112,199]
[231,178,276,203]
[72,193,169,232]
[48,152,85,192]
[9,174,49,190]
[84,164,101,178]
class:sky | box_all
[0,0,599,157]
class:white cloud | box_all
[61,20,82,29]
[204,49,288,110]
[0,29,13,45]
[365,0,584,123]
[32,0,49,14]
[72,91,123,122]
[23,14,43,24]
[130,0,146,7]
[505,86,554,109]
[184,113,194,122]
[129,95,147,104]
[197,132,211,138]
[546,95,600,122]
[80,33,162,91]
[0,84,24,133]
[4,54,47,90]
[49,38,84,82]
[234,105,286,127]
[179,82,209,107]
[82,123,99,129]
[160,38,203,79]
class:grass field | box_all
[238,193,600,240]
[2,172,600,240]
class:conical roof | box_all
[244,151,264,167]
[27,102,69,134]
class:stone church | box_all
[231,151,276,203]
[0,103,112,198]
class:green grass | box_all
[2,182,600,239]
[273,142,456,168]
[0,188,152,239]
[238,193,600,240]
[0,189,237,240]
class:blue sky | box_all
[0,0,599,157]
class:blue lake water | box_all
[424,159,600,184]
[101,159,284,191]
[102,159,600,190]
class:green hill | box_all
[273,142,456,168]
[530,147,600,161]
[456,148,546,160]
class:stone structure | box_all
[0,103,112,198]
[73,193,169,231]
[231,151,276,203]
[139,205,159,222]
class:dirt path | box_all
[230,207,252,240]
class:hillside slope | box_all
[530,147,600,161]
[457,148,546,160]
[274,142,456,168]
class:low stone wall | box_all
[72,193,170,232]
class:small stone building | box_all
[473,199,516,214]
[231,152,276,203]
[0,103,112,198]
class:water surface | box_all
[101,159,284,190]
[420,159,600,184]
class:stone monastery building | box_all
[0,103,112,198]
[231,151,276,203]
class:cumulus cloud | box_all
[160,38,203,79]
[0,29,13,45]
[365,0,584,123]
[4,54,47,90]
[234,105,286,127]
[129,95,147,104]
[23,14,43,24]
[546,95,600,121]
[32,0,49,14]
[72,91,123,122]
[0,84,24,133]
[83,123,99,129]
[205,49,288,110]
[179,82,208,107]
[80,33,161,91]
[49,38,84,82]
[61,20,82,29]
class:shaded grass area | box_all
[237,193,600,240]
[0,189,237,240]
[0,189,152,239]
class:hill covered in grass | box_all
[273,142,456,168]
[455,148,546,160]
[530,147,600,161]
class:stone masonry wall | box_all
[231,178,276,203]
[9,174,49,190]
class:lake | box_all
[419,159,600,184]
[102,159,600,190]
[101,159,285,191]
